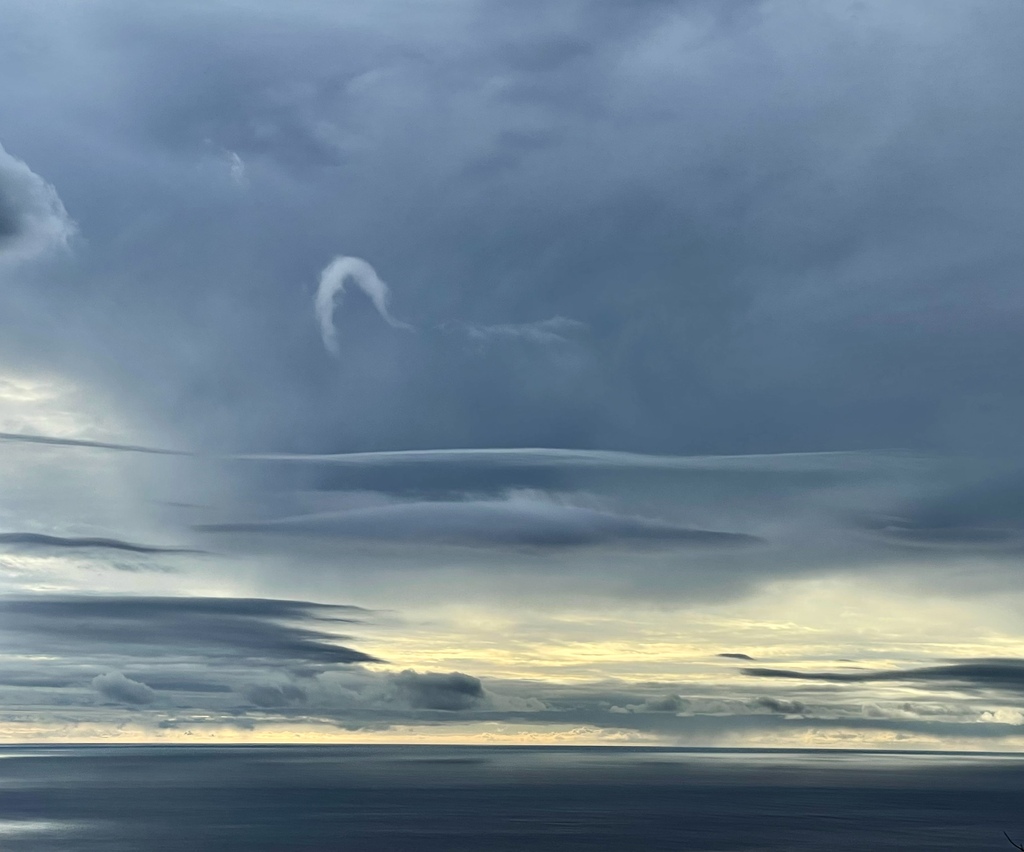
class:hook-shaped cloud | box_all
[314,255,412,356]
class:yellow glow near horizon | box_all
[2,718,1024,751]
[358,574,1024,686]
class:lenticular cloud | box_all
[315,255,411,356]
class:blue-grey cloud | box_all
[0,596,379,666]
[0,431,185,455]
[195,498,762,550]
[0,532,200,555]
[390,670,485,711]
[0,142,74,261]
[92,670,156,705]
[855,517,1021,551]
[742,660,1024,692]
[244,682,307,708]
[750,696,807,716]
[0,0,1021,747]
[1,0,1017,456]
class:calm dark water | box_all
[0,745,1021,850]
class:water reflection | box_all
[0,746,1019,851]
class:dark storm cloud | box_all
[0,0,1018,457]
[0,532,200,555]
[0,596,379,666]
[743,660,1024,693]
[390,670,485,711]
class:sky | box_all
[0,0,1022,748]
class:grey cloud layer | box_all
[197,499,762,549]
[5,437,1020,603]
[0,532,200,555]
[743,660,1024,693]
[0,0,1019,455]
[0,0,1021,745]
[2,622,1019,742]
[0,589,1020,742]
[0,596,379,666]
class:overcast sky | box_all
[1,0,1023,748]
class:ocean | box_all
[0,745,1021,850]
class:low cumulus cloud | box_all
[92,671,156,705]
[0,142,74,263]
[314,256,412,356]
[751,696,807,716]
[389,670,485,711]
[612,694,689,714]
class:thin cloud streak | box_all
[0,532,201,555]
[0,431,186,455]
[195,499,763,549]
[0,428,912,470]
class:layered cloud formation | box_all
[0,0,1021,746]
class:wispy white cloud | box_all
[314,256,412,356]
[444,316,587,346]
[226,150,247,186]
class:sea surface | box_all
[0,745,1021,850]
